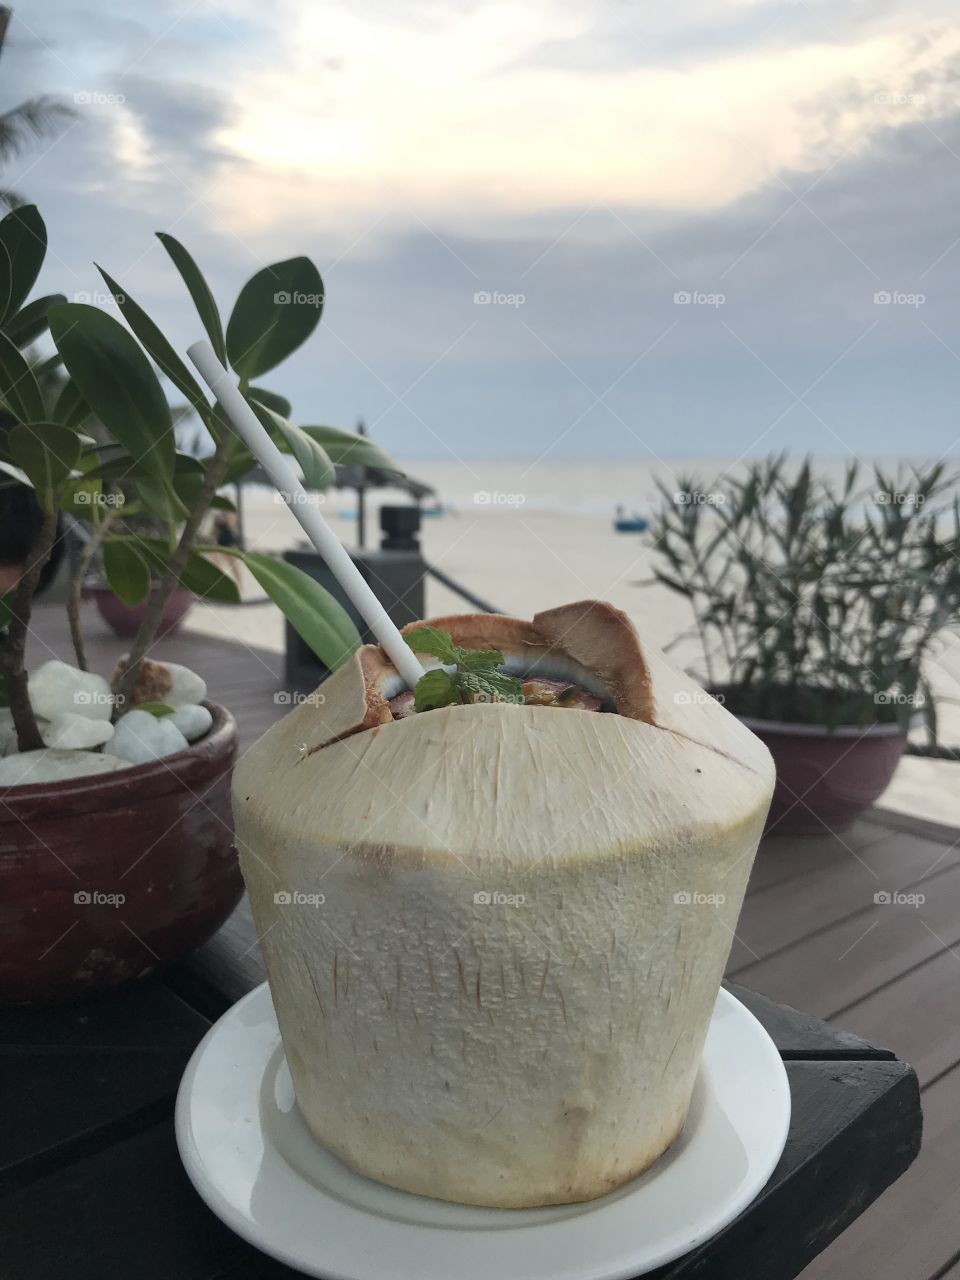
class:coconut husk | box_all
[233,600,774,1207]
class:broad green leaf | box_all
[49,303,176,485]
[97,265,209,412]
[248,386,291,418]
[156,232,226,363]
[2,293,66,347]
[210,492,236,512]
[0,205,46,325]
[405,626,459,664]
[459,648,506,671]
[301,425,402,475]
[241,552,359,668]
[226,257,324,380]
[457,667,523,704]
[0,330,45,423]
[8,421,81,512]
[414,668,458,713]
[51,377,90,429]
[103,539,152,606]
[222,439,257,484]
[248,398,335,489]
[134,702,176,717]
[129,537,241,604]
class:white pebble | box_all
[40,713,116,751]
[111,709,189,764]
[0,749,130,786]
[163,663,207,707]
[28,660,114,723]
[169,703,212,743]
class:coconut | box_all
[234,600,775,1208]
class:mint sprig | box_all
[405,627,523,712]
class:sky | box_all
[4,0,960,463]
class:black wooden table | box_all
[0,898,922,1280]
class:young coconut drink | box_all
[234,600,775,1209]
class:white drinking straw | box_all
[188,340,426,690]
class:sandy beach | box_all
[181,462,960,827]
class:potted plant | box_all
[0,205,402,1003]
[643,456,960,834]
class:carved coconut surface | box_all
[233,601,774,1207]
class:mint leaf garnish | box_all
[404,626,460,665]
[405,628,523,711]
[413,668,459,712]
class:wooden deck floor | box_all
[26,601,960,1280]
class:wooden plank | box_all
[727,829,959,971]
[0,1124,263,1280]
[725,983,894,1060]
[748,820,892,895]
[825,947,960,1087]
[797,1064,960,1280]
[654,1060,920,1280]
[0,983,209,1192]
[731,859,960,1019]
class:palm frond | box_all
[0,95,75,162]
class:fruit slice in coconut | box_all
[234,600,774,1208]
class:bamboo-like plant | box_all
[0,205,403,751]
[643,455,960,734]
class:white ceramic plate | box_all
[176,983,790,1280]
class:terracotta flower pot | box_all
[84,582,195,638]
[738,715,906,836]
[0,703,241,1005]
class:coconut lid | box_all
[234,602,774,862]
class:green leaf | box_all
[156,232,226,363]
[131,702,175,717]
[248,398,335,489]
[97,265,209,412]
[459,648,505,672]
[126,537,241,604]
[0,205,46,325]
[404,626,459,664]
[300,425,403,475]
[456,668,524,704]
[103,539,152,606]
[49,304,176,485]
[7,421,80,512]
[241,552,359,668]
[226,257,324,380]
[414,668,459,713]
[248,386,291,418]
[0,330,45,423]
[2,293,66,347]
[51,377,90,430]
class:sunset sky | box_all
[6,0,960,461]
